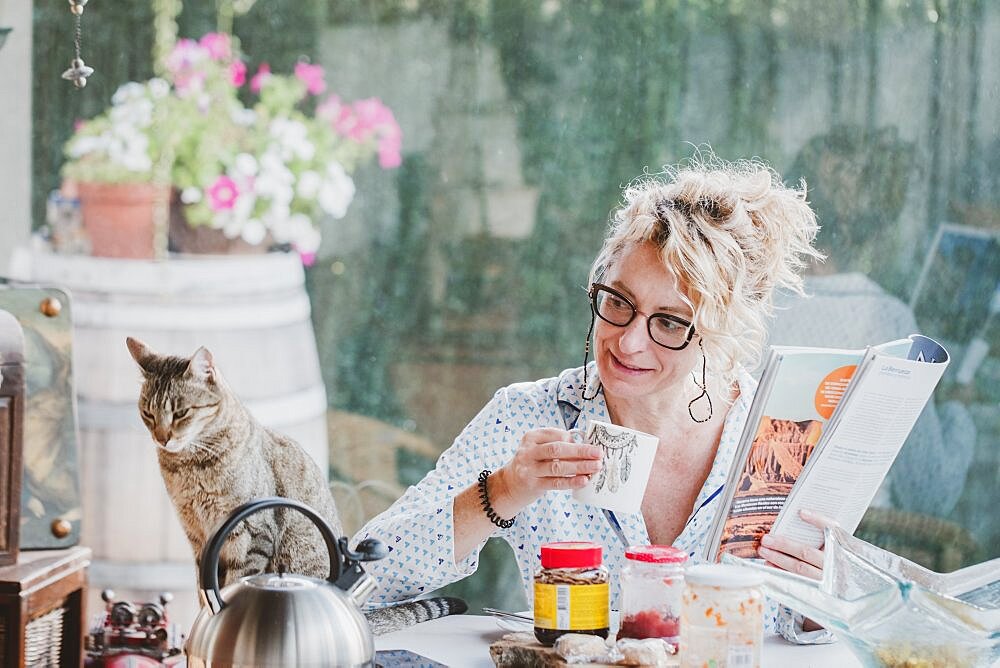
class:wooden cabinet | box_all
[0,546,91,668]
[0,308,25,567]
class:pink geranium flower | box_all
[378,135,403,169]
[318,95,403,167]
[207,175,240,211]
[297,249,317,267]
[250,63,272,93]
[199,33,232,62]
[174,71,206,97]
[294,62,327,95]
[230,60,247,87]
[165,38,203,76]
[318,94,364,140]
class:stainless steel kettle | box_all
[186,496,388,668]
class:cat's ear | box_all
[188,347,216,383]
[126,337,156,373]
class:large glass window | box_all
[27,0,1000,616]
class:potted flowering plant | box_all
[172,41,402,263]
[61,32,402,263]
[62,78,180,258]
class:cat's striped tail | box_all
[364,597,468,635]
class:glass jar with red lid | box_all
[533,541,609,646]
[618,544,688,645]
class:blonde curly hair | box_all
[589,154,824,385]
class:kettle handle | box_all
[198,496,343,613]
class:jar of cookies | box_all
[680,564,764,668]
[533,541,609,646]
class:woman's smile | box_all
[609,351,655,375]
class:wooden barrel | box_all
[9,248,328,594]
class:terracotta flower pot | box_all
[77,182,168,259]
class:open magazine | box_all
[704,334,950,563]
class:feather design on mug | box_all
[591,424,638,493]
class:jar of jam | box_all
[533,541,609,646]
[680,564,764,668]
[618,545,687,646]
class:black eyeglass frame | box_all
[588,282,696,350]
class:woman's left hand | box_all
[758,509,836,581]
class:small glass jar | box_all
[680,564,764,668]
[533,541,610,646]
[618,545,688,645]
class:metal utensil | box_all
[482,607,533,624]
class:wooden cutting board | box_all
[489,632,680,667]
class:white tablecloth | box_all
[375,614,861,667]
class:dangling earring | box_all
[582,308,601,401]
[688,339,713,423]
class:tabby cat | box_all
[126,337,465,634]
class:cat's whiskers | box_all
[188,440,223,457]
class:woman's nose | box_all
[617,317,648,353]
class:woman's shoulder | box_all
[503,366,586,404]
[730,367,759,416]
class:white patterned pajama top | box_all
[355,364,832,644]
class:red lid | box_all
[624,545,688,564]
[540,542,603,569]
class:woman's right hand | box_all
[495,428,603,509]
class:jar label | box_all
[533,582,609,630]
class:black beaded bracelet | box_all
[478,469,515,529]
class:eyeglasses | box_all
[589,282,696,350]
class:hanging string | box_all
[582,308,602,400]
[62,1,94,88]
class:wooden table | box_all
[0,546,91,668]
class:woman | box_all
[355,155,830,640]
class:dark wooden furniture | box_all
[0,546,91,668]
[0,308,25,567]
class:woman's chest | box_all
[640,446,718,545]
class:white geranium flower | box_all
[291,224,321,254]
[107,133,151,172]
[180,187,202,204]
[269,118,315,161]
[286,213,314,239]
[297,170,321,200]
[265,200,291,225]
[111,82,146,106]
[233,186,256,220]
[111,98,154,128]
[222,215,242,238]
[241,219,267,245]
[231,107,257,127]
[67,135,109,159]
[147,78,170,99]
[255,151,295,205]
[233,153,258,177]
[269,218,291,244]
[318,161,355,219]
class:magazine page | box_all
[773,335,949,547]
[708,346,865,562]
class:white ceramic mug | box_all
[571,420,659,515]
